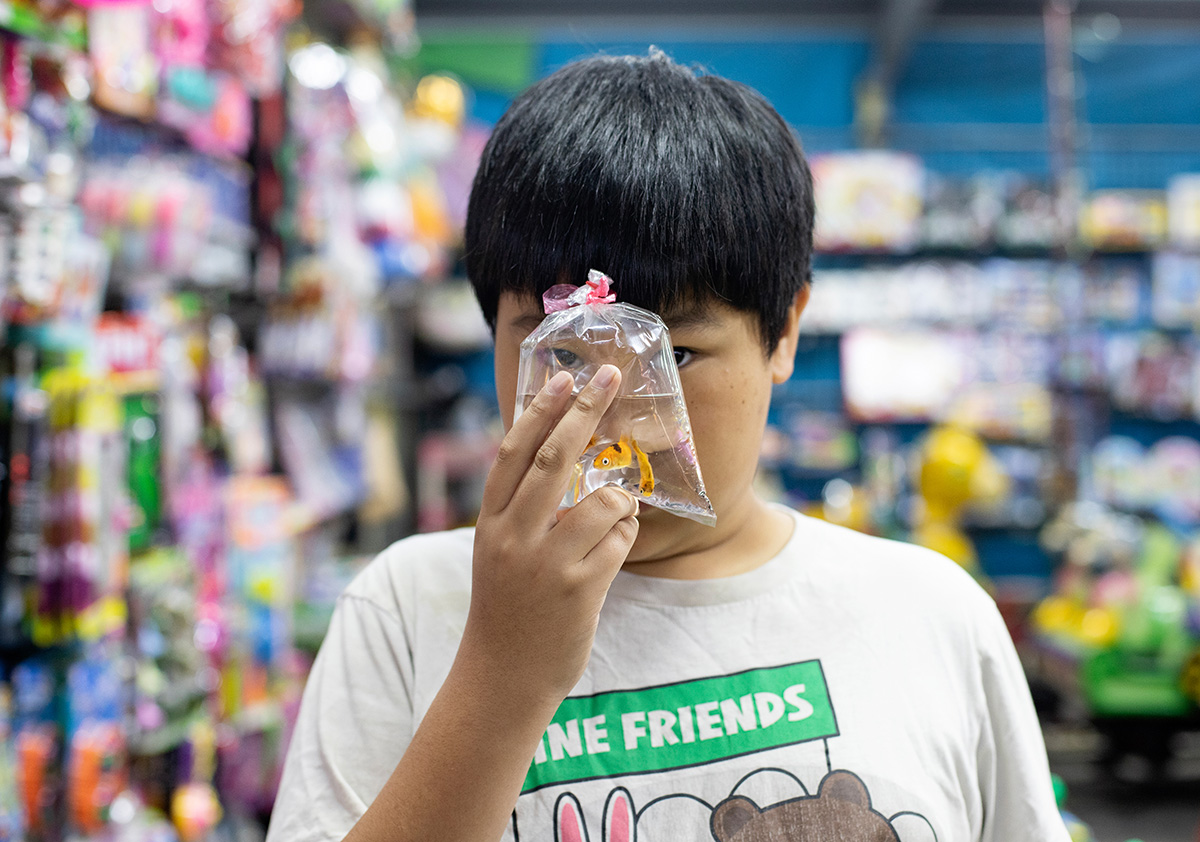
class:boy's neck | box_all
[620,495,795,581]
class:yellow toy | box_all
[412,74,466,127]
[910,425,1008,578]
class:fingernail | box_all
[547,371,572,395]
[593,365,617,389]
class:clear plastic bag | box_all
[515,271,716,526]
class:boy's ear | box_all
[768,286,811,384]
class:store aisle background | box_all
[1048,727,1200,841]
[3,0,1200,840]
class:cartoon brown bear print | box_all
[710,770,900,842]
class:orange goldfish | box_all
[592,436,654,497]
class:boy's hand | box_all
[463,364,638,702]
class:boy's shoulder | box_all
[341,527,476,618]
[790,510,994,614]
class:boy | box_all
[267,52,1070,842]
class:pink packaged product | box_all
[515,270,715,526]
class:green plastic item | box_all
[1081,650,1191,717]
[1051,773,1067,807]
[0,0,86,50]
[397,33,539,95]
[124,394,162,553]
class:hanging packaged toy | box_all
[515,271,715,526]
[0,687,21,841]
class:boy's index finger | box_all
[481,371,575,515]
[513,365,621,517]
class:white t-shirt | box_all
[267,508,1070,842]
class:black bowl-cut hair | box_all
[464,50,815,352]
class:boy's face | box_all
[493,288,807,568]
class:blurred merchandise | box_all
[1166,173,1200,250]
[920,172,1003,251]
[222,476,297,720]
[840,327,1053,440]
[207,0,297,97]
[79,156,253,292]
[763,408,858,474]
[812,151,924,253]
[1032,503,1200,771]
[65,646,127,837]
[0,10,434,841]
[88,3,157,120]
[416,427,498,533]
[841,328,965,422]
[12,659,58,839]
[1088,435,1200,525]
[996,178,1063,251]
[282,41,460,288]
[413,279,490,353]
[811,161,1067,255]
[1077,259,1144,325]
[259,256,379,383]
[801,477,877,535]
[1105,333,1199,421]
[1152,252,1200,329]
[0,688,20,840]
[33,369,130,645]
[206,315,270,476]
[805,259,1066,333]
[1080,190,1168,252]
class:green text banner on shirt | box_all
[523,660,838,793]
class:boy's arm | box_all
[266,591,416,842]
[974,595,1073,842]
[345,366,638,842]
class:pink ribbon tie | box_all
[542,270,617,313]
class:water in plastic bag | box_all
[514,271,716,526]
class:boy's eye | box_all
[673,348,695,368]
[552,348,583,368]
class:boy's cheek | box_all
[690,382,772,475]
[493,346,522,429]
[497,384,517,431]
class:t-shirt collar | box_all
[605,506,810,608]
